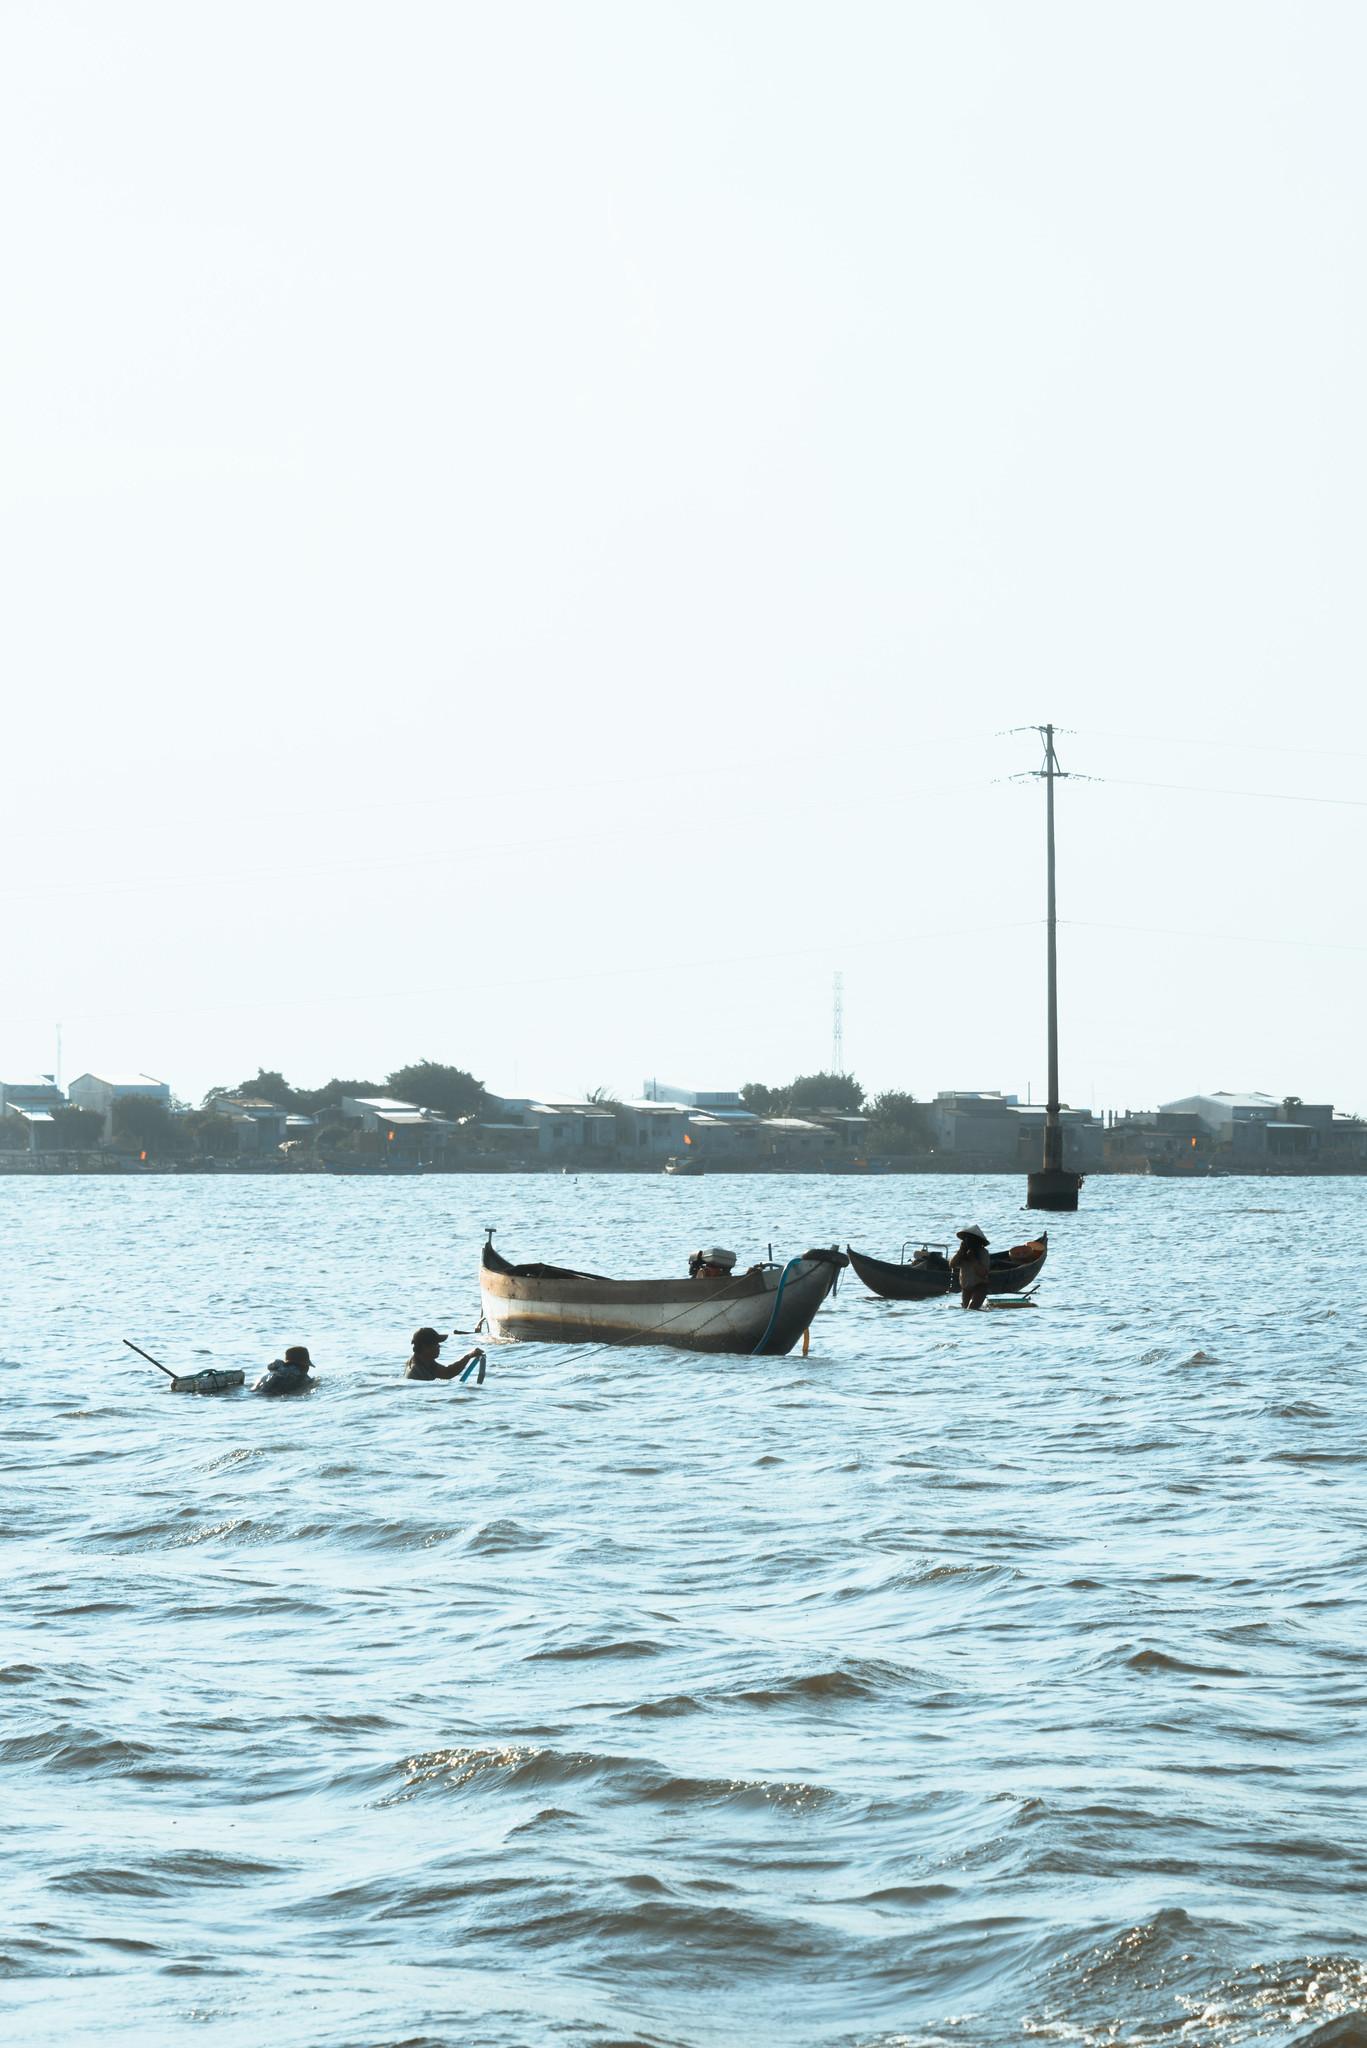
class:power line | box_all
[1088,775,1367,811]
[1061,917,1367,954]
[1079,726,1367,766]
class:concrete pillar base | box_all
[1027,1167,1083,1211]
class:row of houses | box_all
[477,1089,870,1167]
[1105,1092,1367,1171]
[924,1091,1103,1171]
[924,1088,1367,1171]
[0,1072,175,1146]
[4,1074,1365,1172]
[0,1074,874,1167]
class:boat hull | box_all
[847,1236,1047,1301]
[480,1244,844,1355]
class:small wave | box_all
[1126,1648,1246,1677]
[2,1728,157,1774]
[200,1447,269,1473]
[1268,1448,1361,1465]
[727,1658,915,1707]
[0,1935,84,1974]
[853,1882,959,1906]
[163,1516,274,1548]
[372,1743,840,1816]
[616,1693,702,1719]
[506,1806,580,1834]
[291,1518,462,1552]
[528,1636,662,1662]
[464,1518,546,1554]
[48,1850,285,1897]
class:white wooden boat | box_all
[480,1239,846,1355]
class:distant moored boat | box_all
[847,1234,1048,1301]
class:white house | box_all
[338,1096,455,1159]
[0,1076,65,1119]
[67,1073,171,1135]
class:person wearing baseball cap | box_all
[406,1327,485,1382]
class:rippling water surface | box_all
[3,1174,1365,2046]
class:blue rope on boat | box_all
[751,1259,803,1356]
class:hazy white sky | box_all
[3,2,1364,1112]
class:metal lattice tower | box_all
[832,971,844,1075]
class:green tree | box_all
[867,1090,932,1153]
[51,1106,104,1151]
[111,1094,185,1157]
[385,1060,489,1119]
[787,1071,866,1114]
[230,1069,299,1109]
[184,1111,238,1158]
[293,1076,383,1115]
[313,1115,357,1157]
[0,1114,28,1151]
[740,1081,782,1114]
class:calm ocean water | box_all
[2,1173,1364,2048]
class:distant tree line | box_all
[739,1072,935,1154]
[214,1060,490,1122]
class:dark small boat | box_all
[847,1234,1047,1302]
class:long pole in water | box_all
[123,1338,177,1379]
[1044,723,1062,1175]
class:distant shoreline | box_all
[2,1159,1365,1181]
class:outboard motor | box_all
[689,1245,738,1280]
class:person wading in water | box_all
[405,1327,485,1381]
[948,1226,992,1310]
[253,1345,317,1396]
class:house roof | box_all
[72,1072,168,1090]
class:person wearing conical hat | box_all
[948,1226,991,1310]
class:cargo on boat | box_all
[479,1238,846,1354]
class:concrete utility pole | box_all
[832,971,844,1075]
[1026,723,1083,1212]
